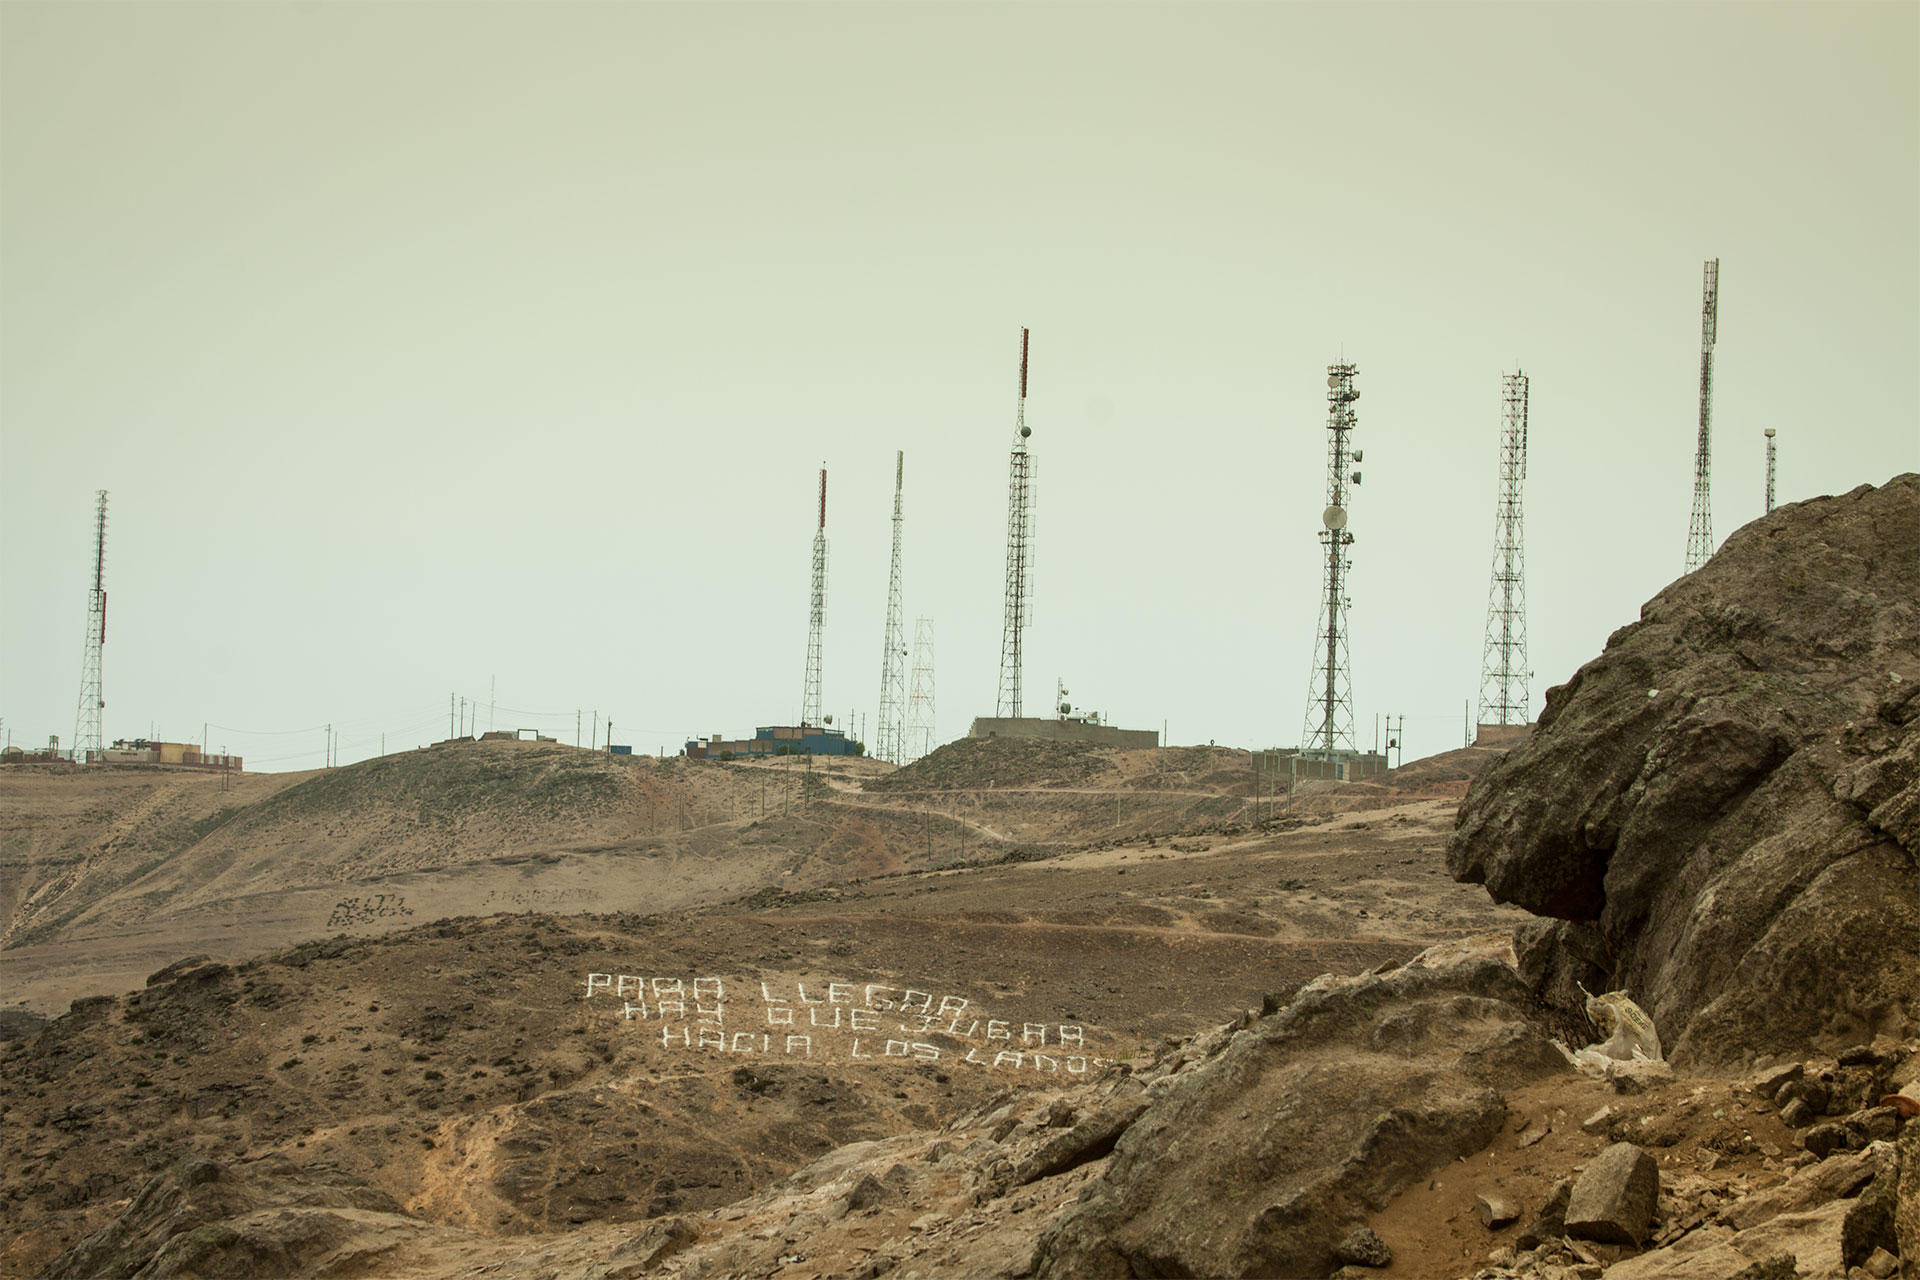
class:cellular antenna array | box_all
[875,451,907,763]
[801,467,828,727]
[996,328,1035,718]
[1685,259,1720,572]
[73,489,108,762]
[1477,372,1531,727]
[1302,363,1361,754]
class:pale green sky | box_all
[3,2,1915,766]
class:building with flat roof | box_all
[685,724,861,759]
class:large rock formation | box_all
[1449,474,1920,1067]
[1031,952,1567,1278]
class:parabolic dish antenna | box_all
[1323,505,1348,531]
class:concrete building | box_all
[685,724,861,759]
[1252,747,1388,783]
[967,715,1159,750]
[91,740,243,770]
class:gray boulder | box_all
[1564,1141,1659,1245]
[1031,955,1566,1278]
[1449,475,1920,1067]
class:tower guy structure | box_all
[1302,363,1361,755]
[1764,428,1777,514]
[996,327,1035,718]
[906,617,936,763]
[1684,258,1720,572]
[875,451,908,763]
[74,489,109,762]
[1477,372,1531,732]
[801,467,828,727]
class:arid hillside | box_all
[0,782,1525,1278]
[0,736,1484,1017]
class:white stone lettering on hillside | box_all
[580,971,1108,1071]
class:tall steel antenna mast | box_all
[906,617,936,762]
[74,489,109,762]
[1302,363,1360,754]
[876,450,907,763]
[1684,258,1720,571]
[1764,428,1777,514]
[1478,372,1531,727]
[801,466,828,727]
[996,328,1035,718]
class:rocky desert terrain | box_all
[3,473,1916,1280]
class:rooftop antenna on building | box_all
[1764,428,1777,514]
[1685,259,1720,571]
[876,450,907,763]
[906,617,936,762]
[1301,364,1360,754]
[997,328,1036,718]
[801,466,828,727]
[74,489,108,763]
[1478,371,1531,729]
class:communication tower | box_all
[906,617,936,762]
[1685,259,1720,572]
[1764,429,1777,514]
[1477,372,1531,727]
[876,451,907,763]
[997,328,1036,718]
[73,490,108,762]
[801,467,828,727]
[1301,363,1361,754]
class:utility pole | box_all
[997,328,1035,719]
[1685,258,1721,572]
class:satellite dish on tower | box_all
[1323,505,1348,531]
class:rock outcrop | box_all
[1449,475,1920,1067]
[1031,952,1567,1278]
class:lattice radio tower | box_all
[905,617,936,762]
[875,451,908,763]
[1764,429,1777,514]
[996,328,1036,718]
[74,489,109,762]
[801,466,828,727]
[1302,363,1360,754]
[1478,372,1531,727]
[1684,258,1720,572]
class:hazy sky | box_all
[3,2,1916,771]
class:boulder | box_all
[1030,956,1567,1278]
[1448,475,1920,1068]
[1564,1142,1659,1245]
[1333,1226,1391,1267]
